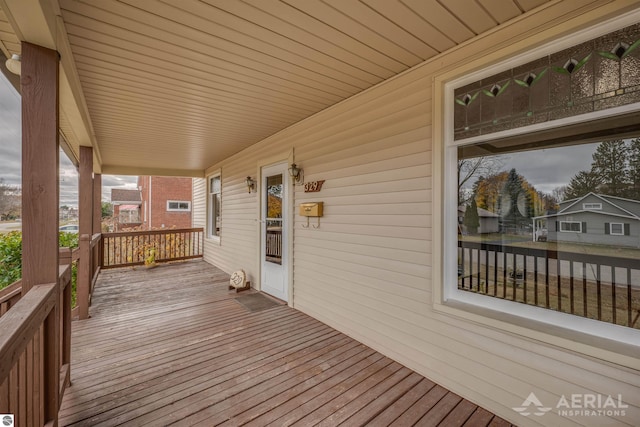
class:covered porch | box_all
[1,1,639,426]
[60,260,510,427]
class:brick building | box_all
[139,176,193,229]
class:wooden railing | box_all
[101,228,204,269]
[0,279,22,317]
[77,233,102,320]
[266,228,282,264]
[458,240,640,328]
[0,262,73,426]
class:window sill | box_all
[434,298,640,370]
[205,236,221,245]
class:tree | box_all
[0,179,20,221]
[564,170,600,200]
[628,137,640,199]
[474,171,508,213]
[590,140,629,197]
[101,202,113,218]
[458,157,503,205]
[500,168,533,230]
[463,198,480,234]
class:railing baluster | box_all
[502,251,507,299]
[493,250,498,297]
[476,248,481,292]
[597,264,602,321]
[459,246,465,289]
[484,247,489,294]
[611,267,616,325]
[582,262,588,317]
[534,256,538,306]
[628,268,632,327]
[569,261,574,314]
[512,253,516,301]
[545,255,550,308]
[557,258,562,312]
[523,254,527,304]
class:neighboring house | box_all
[458,206,500,234]
[535,193,640,248]
[139,176,193,229]
[110,189,142,230]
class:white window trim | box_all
[610,222,624,235]
[559,221,582,233]
[583,203,602,210]
[207,173,221,242]
[166,200,191,212]
[434,10,640,361]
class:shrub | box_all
[0,231,22,289]
[0,231,80,294]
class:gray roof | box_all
[111,189,141,203]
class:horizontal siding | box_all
[191,178,205,228]
[201,2,640,426]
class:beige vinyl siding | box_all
[202,3,640,426]
[192,178,205,228]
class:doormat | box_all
[235,293,281,312]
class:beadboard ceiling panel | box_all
[6,0,558,174]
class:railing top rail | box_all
[102,227,204,238]
[91,233,101,246]
[0,282,57,382]
[0,279,22,302]
[459,240,640,270]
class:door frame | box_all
[256,150,295,306]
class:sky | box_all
[0,72,138,208]
[500,143,599,194]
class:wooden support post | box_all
[21,41,60,427]
[78,147,93,320]
[21,42,59,292]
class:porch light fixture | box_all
[245,176,255,193]
[288,163,303,184]
[5,54,21,75]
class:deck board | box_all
[60,260,515,426]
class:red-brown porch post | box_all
[78,146,93,320]
[21,40,60,426]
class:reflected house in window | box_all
[535,193,640,248]
[457,205,499,234]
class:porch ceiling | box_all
[3,0,555,176]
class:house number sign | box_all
[304,180,325,192]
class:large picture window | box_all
[208,175,221,239]
[445,21,640,339]
[452,133,640,333]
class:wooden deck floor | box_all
[60,260,514,427]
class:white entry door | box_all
[260,162,289,302]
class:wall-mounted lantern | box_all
[245,176,255,193]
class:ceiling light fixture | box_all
[5,54,21,75]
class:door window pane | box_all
[265,174,283,264]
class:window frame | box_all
[559,221,582,233]
[207,173,221,241]
[435,11,640,353]
[609,222,624,236]
[166,200,191,212]
[583,203,602,210]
